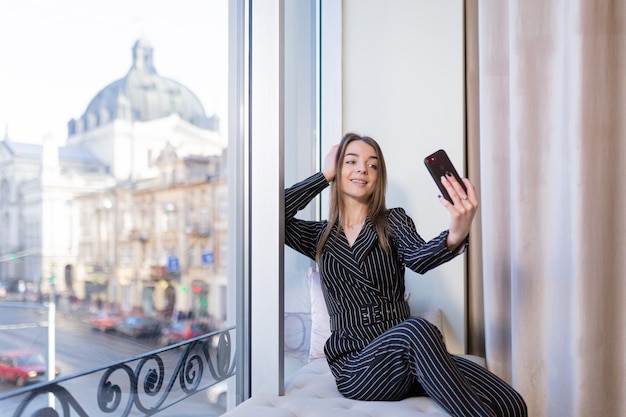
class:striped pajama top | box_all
[285,172,465,369]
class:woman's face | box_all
[340,140,379,202]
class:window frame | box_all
[229,0,343,404]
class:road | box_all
[0,302,227,417]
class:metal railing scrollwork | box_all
[0,326,236,417]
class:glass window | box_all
[0,0,357,411]
[188,244,195,268]
[283,0,320,375]
[0,1,233,415]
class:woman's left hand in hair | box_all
[322,144,339,182]
[439,175,479,251]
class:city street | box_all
[0,301,227,417]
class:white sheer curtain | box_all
[466,1,626,416]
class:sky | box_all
[0,0,229,145]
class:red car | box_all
[0,350,60,387]
[159,321,212,346]
[90,311,124,332]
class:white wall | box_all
[322,0,467,353]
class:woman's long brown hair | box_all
[316,132,391,264]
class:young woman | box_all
[284,133,527,417]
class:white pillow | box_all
[308,270,331,360]
[308,270,445,361]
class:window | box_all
[0,0,233,413]
[162,203,179,231]
[188,244,195,268]
[0,179,9,204]
[0,0,344,411]
[242,0,323,398]
[283,0,320,374]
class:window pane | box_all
[283,0,319,376]
[0,1,233,415]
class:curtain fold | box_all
[466,1,626,416]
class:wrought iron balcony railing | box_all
[0,326,236,417]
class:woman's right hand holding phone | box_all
[440,174,478,251]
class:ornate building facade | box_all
[0,39,226,324]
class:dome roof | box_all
[70,39,217,135]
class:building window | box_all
[162,203,178,231]
[188,244,195,268]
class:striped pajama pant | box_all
[332,317,527,417]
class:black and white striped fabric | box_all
[285,173,527,417]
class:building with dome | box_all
[67,38,224,182]
[0,39,227,324]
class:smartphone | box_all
[424,149,467,204]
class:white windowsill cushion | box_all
[222,355,486,417]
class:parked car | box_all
[159,320,212,346]
[90,311,124,332]
[0,350,60,387]
[116,316,162,338]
